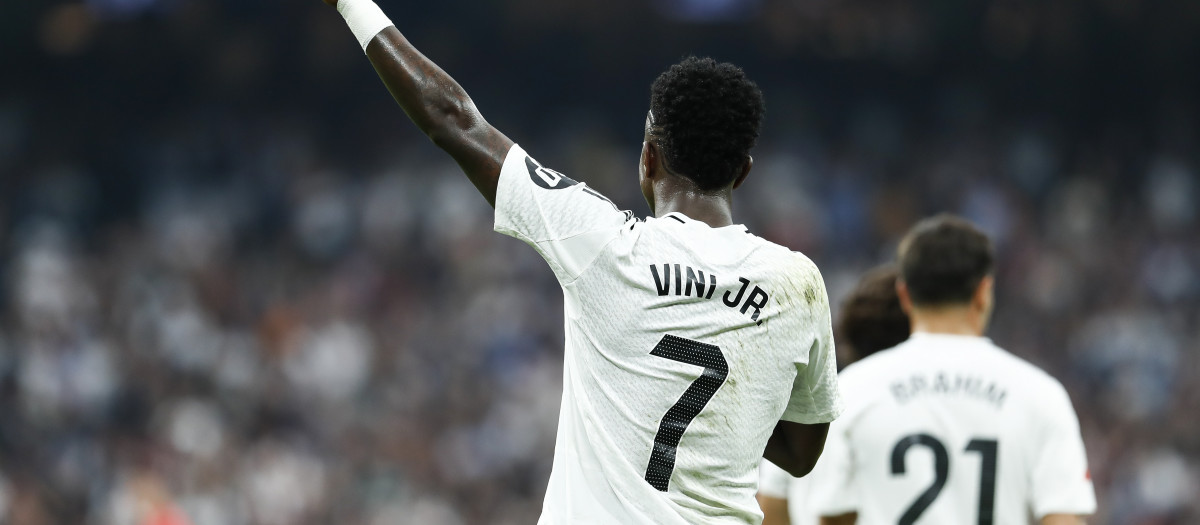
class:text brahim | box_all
[649,263,770,325]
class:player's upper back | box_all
[577,210,840,428]
[493,145,842,523]
[839,333,1068,426]
[600,210,824,333]
[558,211,840,513]
[830,333,1095,524]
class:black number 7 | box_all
[644,335,729,492]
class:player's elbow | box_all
[426,98,483,144]
[779,454,820,478]
[427,117,488,155]
[767,420,829,478]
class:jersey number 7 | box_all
[644,335,729,492]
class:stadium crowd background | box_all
[1,0,1198,523]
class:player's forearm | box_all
[332,0,511,205]
[364,29,510,200]
[763,421,829,477]
[819,513,857,525]
[757,495,791,525]
[762,433,804,477]
[1041,514,1086,525]
[366,30,485,149]
[763,421,820,474]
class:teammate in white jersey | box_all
[809,215,1096,525]
[318,1,843,523]
[758,265,911,525]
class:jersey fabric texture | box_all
[493,145,842,525]
[807,332,1096,525]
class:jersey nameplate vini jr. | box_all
[494,145,842,525]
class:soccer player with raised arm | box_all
[810,215,1096,525]
[319,1,843,523]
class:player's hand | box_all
[322,0,337,7]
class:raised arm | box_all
[324,0,514,206]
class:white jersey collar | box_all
[910,331,993,344]
[661,212,749,232]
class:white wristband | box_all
[337,0,394,52]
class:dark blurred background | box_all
[1,0,1198,523]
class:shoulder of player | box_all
[744,242,824,285]
[944,341,1080,421]
[772,250,830,314]
[824,351,903,428]
[824,345,916,424]
[837,344,909,387]
[784,248,821,273]
[752,235,817,266]
[981,347,1086,434]
[505,144,631,213]
[978,342,1071,395]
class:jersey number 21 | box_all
[892,434,999,525]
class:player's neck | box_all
[908,306,985,337]
[653,180,735,228]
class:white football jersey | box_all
[494,145,842,525]
[808,332,1096,525]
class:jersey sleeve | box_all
[494,144,633,282]
[780,273,843,424]
[1030,382,1097,518]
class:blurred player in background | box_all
[317,0,842,523]
[829,265,911,372]
[758,265,911,525]
[810,215,1096,525]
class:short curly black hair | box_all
[649,56,765,191]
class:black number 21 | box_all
[644,335,728,492]
[891,434,998,525]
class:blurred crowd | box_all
[2,1,1199,524]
